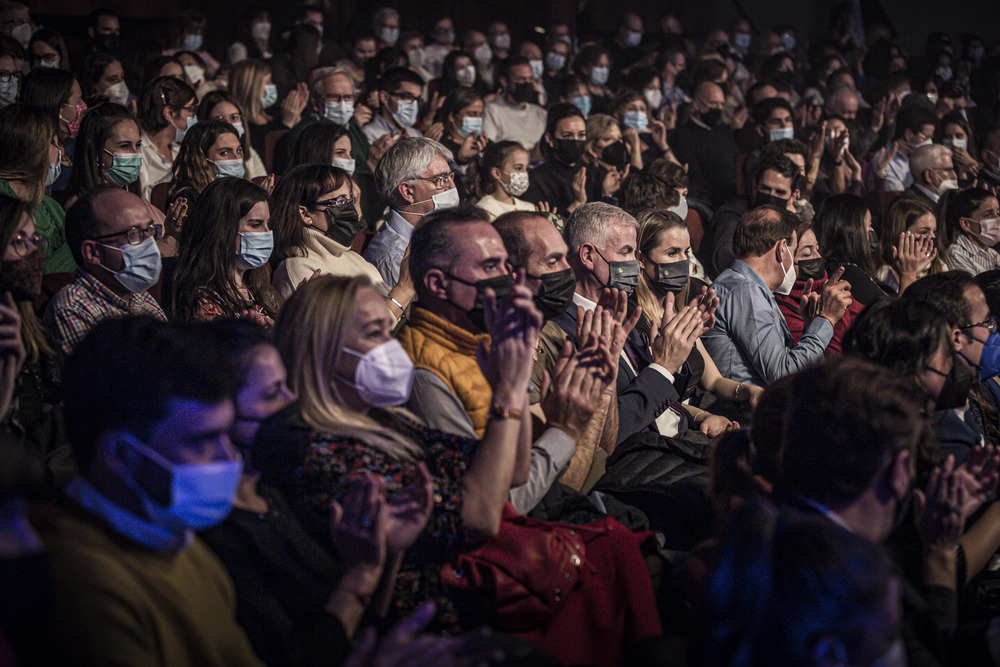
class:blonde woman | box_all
[228,58,307,163]
[635,210,762,431]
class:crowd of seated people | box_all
[5,1,1000,665]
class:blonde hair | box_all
[583,114,619,165]
[228,58,269,124]
[635,209,690,325]
[274,274,424,462]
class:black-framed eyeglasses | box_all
[9,232,47,258]
[960,317,998,335]
[388,91,420,102]
[413,172,455,189]
[314,195,356,208]
[319,94,355,104]
[90,224,164,246]
[0,71,22,84]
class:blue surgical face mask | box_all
[545,52,565,71]
[260,83,278,109]
[570,95,592,117]
[623,110,648,132]
[0,76,18,103]
[769,127,795,142]
[183,34,203,51]
[237,230,273,269]
[122,436,242,533]
[45,146,63,187]
[99,235,162,293]
[393,98,419,128]
[211,158,246,179]
[459,116,483,137]
[104,150,142,185]
[175,114,196,143]
[962,329,1000,381]
[590,67,609,86]
[733,33,752,50]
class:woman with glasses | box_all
[27,28,69,72]
[170,177,280,323]
[270,164,404,305]
[943,188,1000,275]
[0,193,74,495]
[136,76,197,200]
[0,38,24,107]
[0,103,74,274]
[198,90,267,180]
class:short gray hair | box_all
[373,7,399,26]
[375,137,455,205]
[910,143,952,184]
[564,202,638,256]
[825,84,858,113]
[310,66,357,97]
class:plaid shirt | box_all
[44,269,167,354]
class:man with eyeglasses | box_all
[0,3,34,48]
[365,137,458,288]
[901,143,957,207]
[362,66,425,144]
[45,187,166,354]
[903,271,997,463]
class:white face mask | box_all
[644,88,663,111]
[251,21,271,41]
[392,99,418,128]
[936,178,959,196]
[105,80,130,106]
[670,195,688,221]
[529,59,544,80]
[339,340,415,407]
[10,22,31,48]
[473,43,492,65]
[182,64,205,86]
[379,26,399,45]
[943,137,967,151]
[775,243,797,295]
[770,127,795,142]
[332,157,355,176]
[401,187,460,215]
[324,100,354,126]
[456,65,476,87]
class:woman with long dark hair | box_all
[170,177,280,323]
[167,120,246,213]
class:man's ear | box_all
[80,240,102,266]
[424,268,449,300]
[789,189,799,207]
[756,125,765,137]
[544,132,554,148]
[952,326,965,353]
[397,181,416,205]
[889,448,912,500]
[579,243,596,271]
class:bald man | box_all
[669,81,739,210]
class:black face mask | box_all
[322,202,364,248]
[927,356,973,411]
[649,259,689,294]
[94,32,120,54]
[601,141,629,170]
[447,272,514,331]
[868,229,879,255]
[796,257,826,281]
[528,267,575,320]
[593,248,640,295]
[753,191,789,209]
[511,82,537,104]
[699,107,723,128]
[552,138,585,165]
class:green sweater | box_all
[41,506,265,667]
[0,179,76,274]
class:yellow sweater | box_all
[397,306,493,437]
[40,507,265,667]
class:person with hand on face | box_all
[228,58,304,162]
[938,111,980,184]
[610,89,672,169]
[199,90,267,180]
[521,103,589,217]
[481,56,547,154]
[47,187,166,354]
[170,178,280,324]
[167,121,247,215]
[584,114,636,200]
[900,143,958,208]
[877,197,946,295]
[270,164,413,319]
[362,66,425,144]
[43,317,266,667]
[943,188,1000,275]
[702,206,853,387]
[365,138,458,288]
[0,104,75,274]
[669,80,740,211]
[873,104,938,192]
[430,87,487,189]
[198,320,433,667]
[136,77,197,200]
[475,141,535,221]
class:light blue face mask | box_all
[45,146,63,187]
[393,99,419,128]
[324,100,354,126]
[183,34,203,51]
[232,121,245,138]
[100,235,162,293]
[237,230,273,269]
[769,127,795,142]
[460,116,483,137]
[570,95,592,117]
[175,114,196,143]
[212,158,246,179]
[260,84,278,109]
[623,111,648,132]
[104,150,142,185]
[545,52,565,72]
[590,67,609,86]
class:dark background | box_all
[30,0,1000,58]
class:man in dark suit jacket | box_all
[897,143,956,210]
[533,202,709,445]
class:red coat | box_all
[775,275,861,355]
